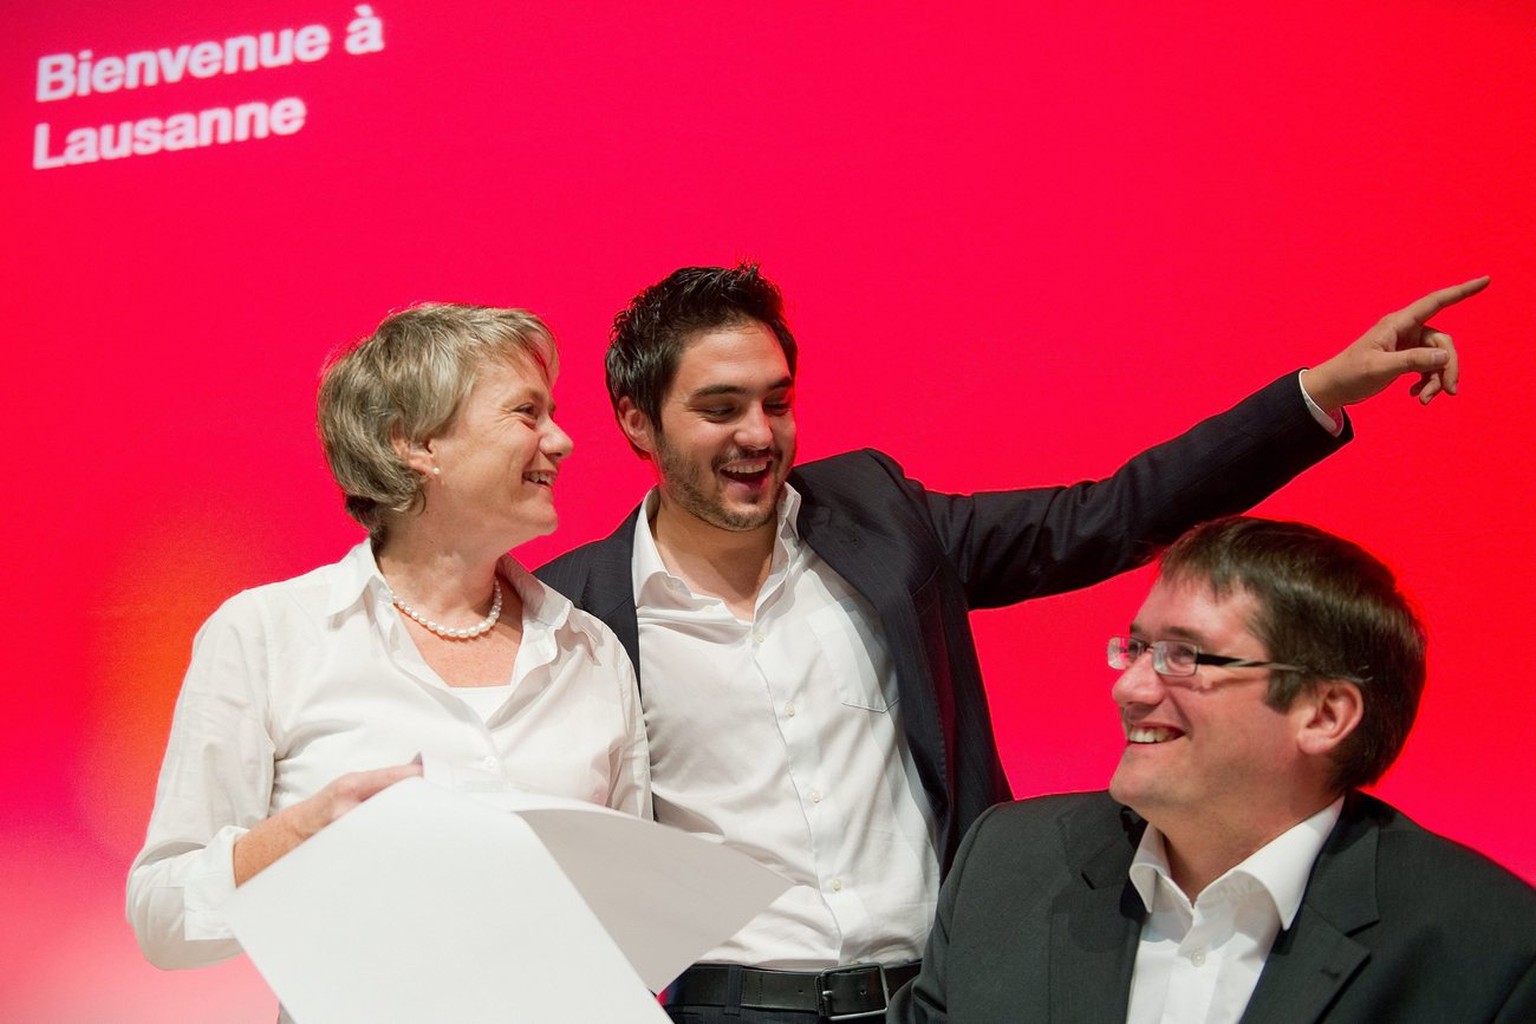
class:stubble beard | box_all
[654,435,784,532]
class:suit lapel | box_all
[1048,881,1142,1022]
[796,501,915,637]
[575,512,644,679]
[1238,797,1379,1024]
[795,497,953,818]
[795,500,865,584]
[1049,804,1144,1023]
[795,497,932,697]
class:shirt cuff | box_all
[1297,369,1345,436]
[183,824,247,940]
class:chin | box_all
[721,508,776,531]
[731,490,782,522]
[689,494,773,531]
[505,517,556,549]
[1107,768,1145,808]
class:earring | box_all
[432,467,441,476]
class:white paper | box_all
[224,777,789,1024]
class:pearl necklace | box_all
[389,580,503,640]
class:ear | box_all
[392,431,437,477]
[1294,680,1364,757]
[616,397,658,458]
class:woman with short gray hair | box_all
[128,303,649,981]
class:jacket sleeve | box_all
[887,803,1011,1023]
[917,373,1347,609]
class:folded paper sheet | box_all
[224,778,790,1023]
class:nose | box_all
[736,404,773,450]
[1111,649,1167,708]
[542,418,573,462]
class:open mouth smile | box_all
[719,457,772,486]
[1126,725,1183,744]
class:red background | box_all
[3,2,1533,1018]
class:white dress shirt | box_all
[1125,799,1344,1024]
[128,541,650,972]
[633,485,939,968]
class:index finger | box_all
[1400,275,1490,324]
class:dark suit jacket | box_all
[889,791,1536,1023]
[537,374,1345,871]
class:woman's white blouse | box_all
[127,542,650,969]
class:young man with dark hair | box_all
[889,517,1535,1023]
[539,264,1487,1023]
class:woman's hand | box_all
[233,762,422,885]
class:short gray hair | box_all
[317,303,558,539]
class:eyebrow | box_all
[686,378,794,401]
[1129,622,1206,644]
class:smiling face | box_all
[420,354,572,551]
[622,320,796,533]
[1108,576,1330,848]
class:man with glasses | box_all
[890,517,1536,1023]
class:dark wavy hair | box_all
[605,262,797,454]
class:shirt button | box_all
[753,631,766,644]
[830,878,843,892]
[1191,951,1207,967]
[481,756,498,770]
[784,701,796,717]
[809,789,822,803]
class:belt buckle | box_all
[817,962,889,1021]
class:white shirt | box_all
[127,541,650,972]
[1124,799,1344,1024]
[634,485,939,968]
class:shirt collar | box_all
[501,553,610,664]
[325,540,388,617]
[499,553,574,634]
[1128,797,1344,928]
[629,482,803,602]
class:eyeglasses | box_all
[1106,636,1309,678]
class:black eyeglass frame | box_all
[1106,635,1314,678]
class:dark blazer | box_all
[537,374,1345,871]
[889,791,1536,1023]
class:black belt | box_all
[665,961,921,1020]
